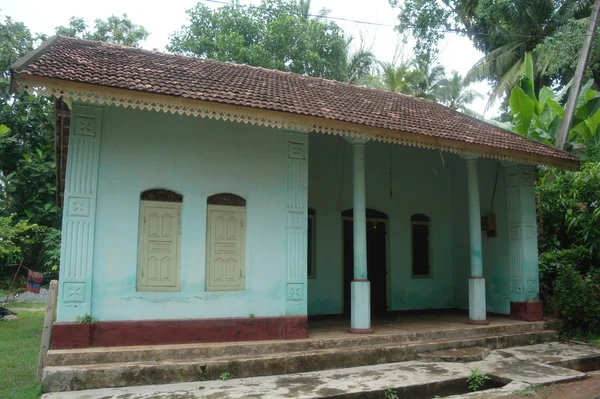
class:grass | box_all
[0,303,45,399]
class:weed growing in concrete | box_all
[466,367,490,391]
[383,387,398,399]
[76,313,98,324]
[220,371,232,380]
[513,387,534,397]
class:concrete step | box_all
[42,329,557,392]
[42,342,600,399]
[45,320,548,367]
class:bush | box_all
[552,266,600,332]
[539,247,593,303]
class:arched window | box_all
[206,193,246,291]
[137,189,182,292]
[411,214,431,277]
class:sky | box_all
[1,0,497,117]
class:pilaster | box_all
[56,105,103,322]
[283,131,309,316]
[505,165,540,306]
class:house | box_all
[10,36,577,349]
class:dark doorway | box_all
[342,209,388,316]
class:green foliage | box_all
[392,0,596,101]
[0,214,61,277]
[55,14,149,47]
[168,0,355,82]
[537,162,600,255]
[0,215,40,265]
[219,371,232,380]
[504,53,600,155]
[552,265,600,332]
[76,313,99,324]
[466,367,490,391]
[361,57,480,113]
[383,387,398,399]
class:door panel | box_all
[206,205,245,291]
[343,218,388,316]
[138,201,181,291]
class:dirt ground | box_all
[499,371,600,399]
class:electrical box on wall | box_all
[481,214,497,237]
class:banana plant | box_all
[507,53,600,155]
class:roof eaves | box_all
[9,35,59,95]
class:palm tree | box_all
[440,71,483,114]
[296,0,330,19]
[345,48,376,84]
[466,0,591,105]
[361,61,422,94]
[413,58,447,100]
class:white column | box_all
[465,157,488,325]
[56,105,103,322]
[347,137,372,333]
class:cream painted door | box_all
[206,205,246,291]
[138,200,181,291]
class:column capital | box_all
[500,160,518,168]
[283,128,310,136]
[460,154,478,161]
[345,136,369,145]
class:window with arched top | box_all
[206,193,246,291]
[411,214,431,277]
[137,189,182,292]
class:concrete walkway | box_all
[42,342,600,399]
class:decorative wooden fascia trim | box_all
[14,73,578,170]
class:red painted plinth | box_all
[51,316,308,349]
[50,322,92,349]
[510,301,543,322]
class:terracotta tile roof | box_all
[11,36,577,167]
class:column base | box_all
[466,319,490,325]
[350,280,372,332]
[348,327,375,334]
[468,276,487,324]
[510,301,543,322]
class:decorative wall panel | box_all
[284,132,308,315]
[505,164,539,302]
[57,105,103,321]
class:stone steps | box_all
[46,321,548,366]
[42,326,557,392]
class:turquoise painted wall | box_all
[451,158,511,314]
[81,105,291,322]
[308,135,512,315]
[57,103,522,322]
[308,134,456,314]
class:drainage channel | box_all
[329,376,507,399]
[551,354,600,373]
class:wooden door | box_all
[206,205,246,291]
[138,200,181,291]
[343,217,388,315]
